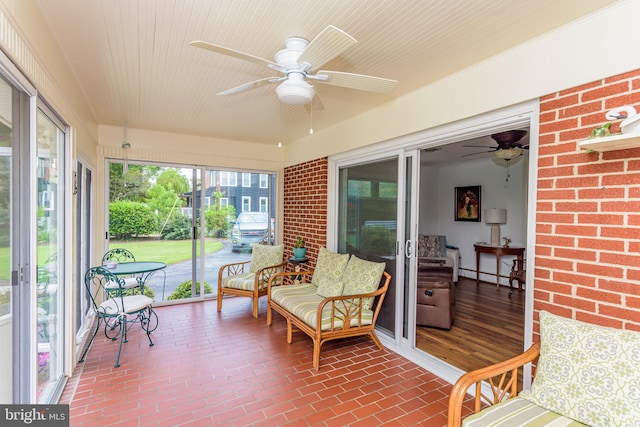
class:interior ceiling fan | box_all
[462,130,529,159]
[190,25,398,110]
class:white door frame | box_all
[328,99,539,388]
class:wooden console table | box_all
[474,243,525,290]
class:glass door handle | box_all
[405,240,414,258]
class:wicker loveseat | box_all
[266,247,391,370]
[448,311,640,426]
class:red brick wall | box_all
[537,69,640,333]
[282,70,640,337]
[282,157,328,266]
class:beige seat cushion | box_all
[271,284,373,330]
[463,397,586,426]
[222,272,256,290]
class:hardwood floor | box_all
[416,277,525,373]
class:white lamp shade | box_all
[485,208,507,224]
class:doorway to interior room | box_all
[330,100,537,380]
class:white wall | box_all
[419,156,528,283]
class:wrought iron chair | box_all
[80,266,158,368]
[217,243,286,318]
[101,248,141,291]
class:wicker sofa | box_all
[266,247,391,370]
[448,311,640,426]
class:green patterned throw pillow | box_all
[314,247,350,297]
[249,244,284,273]
[519,311,640,426]
[341,255,385,309]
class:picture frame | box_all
[455,186,481,222]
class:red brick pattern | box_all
[282,157,329,266]
[537,68,640,333]
[64,298,463,426]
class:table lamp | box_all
[485,208,507,246]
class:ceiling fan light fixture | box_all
[276,77,315,105]
[494,147,524,160]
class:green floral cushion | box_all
[249,244,284,273]
[519,311,640,426]
[313,247,350,296]
[341,255,385,310]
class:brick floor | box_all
[62,297,472,426]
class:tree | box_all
[146,169,190,232]
[204,191,236,237]
[109,163,162,202]
[155,168,189,195]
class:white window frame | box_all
[259,197,268,212]
[259,174,268,188]
[242,173,251,187]
[220,171,237,187]
[242,196,251,212]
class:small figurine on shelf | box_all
[503,237,512,248]
[293,236,307,259]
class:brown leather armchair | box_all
[415,265,454,329]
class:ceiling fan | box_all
[462,130,529,159]
[190,25,398,110]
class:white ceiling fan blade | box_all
[316,70,397,94]
[190,41,277,67]
[297,25,356,71]
[217,78,274,96]
[305,92,324,112]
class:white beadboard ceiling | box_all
[36,0,616,148]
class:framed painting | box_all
[455,186,481,222]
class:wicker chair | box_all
[217,243,286,318]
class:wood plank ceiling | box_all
[36,0,617,147]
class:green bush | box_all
[161,213,192,240]
[109,201,158,239]
[167,280,212,300]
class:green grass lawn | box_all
[107,239,223,264]
[0,239,224,280]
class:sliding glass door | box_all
[106,163,276,302]
[35,107,67,403]
[0,54,69,403]
[336,156,400,339]
[0,75,18,403]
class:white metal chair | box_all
[80,266,158,368]
[101,248,141,291]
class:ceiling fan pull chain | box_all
[309,107,314,135]
[504,160,511,188]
